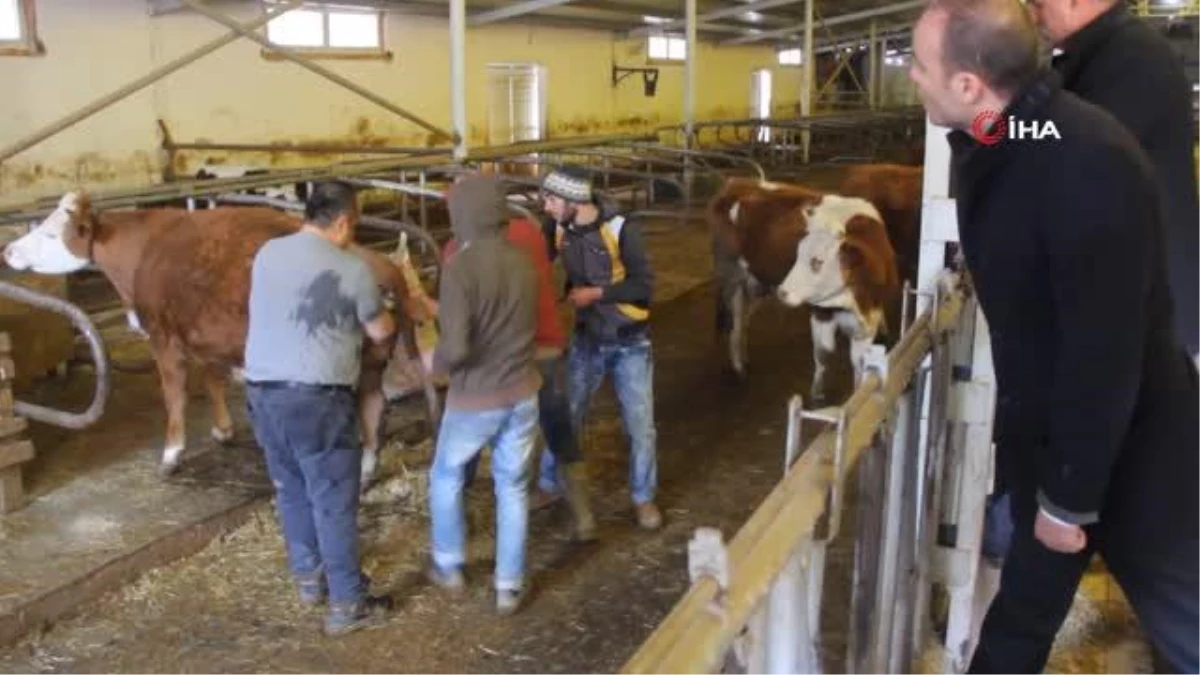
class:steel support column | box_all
[868,20,879,109]
[878,37,889,106]
[801,0,814,163]
[684,0,697,198]
[450,0,468,159]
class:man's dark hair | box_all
[304,180,359,227]
[932,0,1044,95]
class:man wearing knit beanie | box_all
[425,174,541,615]
[539,164,663,531]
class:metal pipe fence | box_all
[621,270,984,674]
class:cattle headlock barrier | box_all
[622,266,996,674]
[623,114,998,674]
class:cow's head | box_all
[776,195,885,308]
[3,192,95,274]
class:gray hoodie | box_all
[432,175,541,410]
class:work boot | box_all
[323,594,393,636]
[635,502,663,530]
[557,463,597,542]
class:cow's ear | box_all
[841,214,898,291]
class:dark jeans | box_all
[246,383,366,606]
[464,353,579,486]
[969,484,1199,674]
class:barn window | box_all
[0,0,42,57]
[777,48,802,66]
[648,35,686,61]
[262,2,389,60]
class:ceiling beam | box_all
[378,0,750,35]
[469,0,578,26]
[812,23,913,53]
[626,0,805,36]
[720,0,925,45]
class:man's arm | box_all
[1076,44,1177,146]
[1036,145,1151,526]
[354,266,395,345]
[431,263,472,375]
[600,219,654,304]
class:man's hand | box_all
[567,286,603,308]
[1034,509,1087,554]
[420,295,439,318]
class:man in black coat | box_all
[1032,0,1200,361]
[908,0,1199,671]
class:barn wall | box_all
[0,0,803,203]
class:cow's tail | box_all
[706,180,746,257]
[707,180,742,335]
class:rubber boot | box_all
[557,462,597,542]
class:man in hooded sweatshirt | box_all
[425,175,541,616]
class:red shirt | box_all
[442,218,566,351]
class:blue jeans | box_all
[429,395,539,591]
[246,383,365,605]
[464,354,579,488]
[541,335,658,505]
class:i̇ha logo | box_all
[970,109,1061,145]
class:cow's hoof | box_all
[211,425,235,444]
[157,462,180,479]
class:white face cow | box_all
[3,192,91,274]
[776,194,882,309]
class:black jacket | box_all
[950,69,1198,548]
[1053,3,1200,356]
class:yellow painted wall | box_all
[0,0,807,204]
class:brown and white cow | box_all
[710,178,900,406]
[2,192,437,485]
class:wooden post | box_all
[0,333,34,513]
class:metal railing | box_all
[0,280,110,430]
[622,270,973,674]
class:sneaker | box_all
[635,502,663,530]
[323,594,392,636]
[496,587,526,616]
[426,563,466,593]
[297,575,326,606]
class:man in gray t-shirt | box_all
[243,181,395,636]
[244,216,384,387]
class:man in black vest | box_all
[538,165,663,531]
[908,0,1199,670]
[1031,0,1199,363]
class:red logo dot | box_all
[971,110,1007,146]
